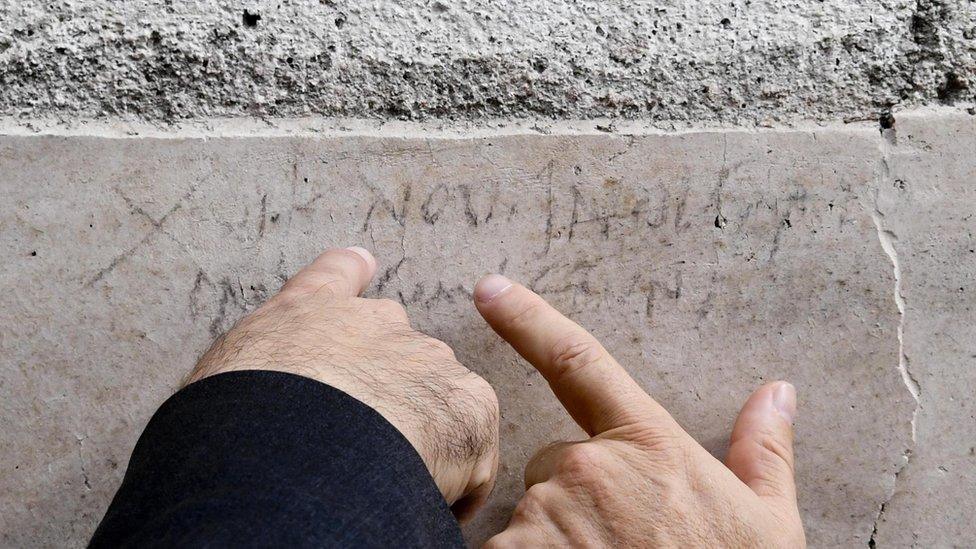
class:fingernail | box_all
[475,274,514,304]
[772,382,797,424]
[346,246,376,270]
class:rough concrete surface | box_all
[2,110,973,547]
[1,0,975,125]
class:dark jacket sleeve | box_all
[89,370,464,548]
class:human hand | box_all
[473,275,805,547]
[186,247,499,518]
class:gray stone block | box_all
[0,112,972,546]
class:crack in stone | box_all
[874,128,923,436]
[868,449,913,548]
[870,212,922,421]
[75,435,92,492]
[866,126,922,547]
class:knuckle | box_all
[465,372,501,435]
[468,372,500,413]
[743,428,794,473]
[513,483,554,522]
[556,443,612,486]
[270,287,305,308]
[763,437,794,467]
[485,379,501,410]
[756,436,795,476]
[670,436,712,477]
[547,334,604,381]
[448,368,499,423]
[651,473,693,514]
[252,295,305,326]
[624,423,689,455]
[412,360,498,464]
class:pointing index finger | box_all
[474,274,675,436]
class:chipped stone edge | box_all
[0,107,971,139]
[0,116,903,140]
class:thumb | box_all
[280,246,377,298]
[725,381,799,516]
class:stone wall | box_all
[1,0,974,125]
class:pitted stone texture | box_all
[868,113,976,546]
[0,0,974,125]
[0,127,917,546]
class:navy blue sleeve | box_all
[90,370,464,548]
